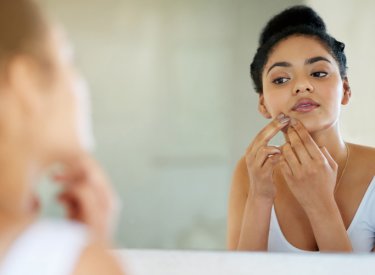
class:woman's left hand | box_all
[277,119,338,212]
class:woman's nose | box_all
[293,77,314,95]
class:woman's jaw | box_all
[279,113,341,143]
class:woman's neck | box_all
[310,123,347,166]
[308,123,349,187]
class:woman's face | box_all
[38,26,93,161]
[260,35,349,133]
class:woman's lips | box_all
[292,99,320,113]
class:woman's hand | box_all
[278,119,338,212]
[245,113,290,201]
[53,153,119,244]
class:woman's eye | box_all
[272,77,289,84]
[311,71,328,78]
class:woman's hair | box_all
[250,5,347,94]
[0,0,49,71]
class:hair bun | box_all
[259,5,326,46]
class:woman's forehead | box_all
[265,35,334,66]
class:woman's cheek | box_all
[264,95,287,118]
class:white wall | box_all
[308,0,375,146]
[39,0,302,249]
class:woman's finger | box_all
[291,119,324,161]
[277,155,293,179]
[255,146,281,167]
[287,126,311,163]
[59,185,106,229]
[320,146,338,171]
[247,113,290,154]
[263,153,282,170]
[57,193,79,220]
[281,143,300,175]
[54,157,114,210]
[59,184,113,229]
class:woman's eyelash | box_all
[311,71,328,77]
[271,71,327,84]
[272,77,289,84]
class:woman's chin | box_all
[294,117,337,134]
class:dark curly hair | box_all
[0,0,49,70]
[250,5,347,94]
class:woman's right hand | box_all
[53,153,119,245]
[245,113,290,201]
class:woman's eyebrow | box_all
[266,56,332,76]
[266,61,291,75]
[305,56,331,65]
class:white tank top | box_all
[0,219,89,275]
[268,176,375,252]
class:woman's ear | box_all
[341,77,351,105]
[258,94,272,119]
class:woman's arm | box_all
[237,195,274,251]
[228,115,289,251]
[227,158,248,250]
[279,120,352,252]
[304,197,352,252]
[227,158,274,251]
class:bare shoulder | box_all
[349,142,375,155]
[348,142,375,171]
[72,241,125,275]
[348,143,375,171]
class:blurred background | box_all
[37,0,375,249]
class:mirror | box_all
[38,0,375,250]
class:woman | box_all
[227,5,375,252]
[0,0,124,273]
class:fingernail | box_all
[277,113,290,124]
[277,113,285,120]
[290,118,297,126]
[270,149,281,155]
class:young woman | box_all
[227,5,375,252]
[0,0,124,273]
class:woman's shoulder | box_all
[348,142,375,176]
[349,142,375,152]
[349,142,375,163]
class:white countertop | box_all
[116,249,375,275]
